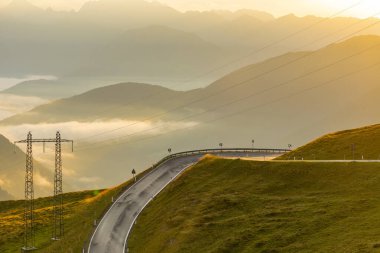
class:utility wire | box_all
[76,9,380,144]
[75,1,365,137]
[76,40,380,151]
[0,2,370,160]
[77,60,380,152]
[181,1,364,82]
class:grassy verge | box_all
[128,157,380,253]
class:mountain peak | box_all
[3,0,42,13]
[234,9,274,22]
[79,0,175,13]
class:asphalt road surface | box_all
[88,151,274,253]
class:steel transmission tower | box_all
[52,131,64,240]
[15,132,73,249]
[23,132,36,251]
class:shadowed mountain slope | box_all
[3,35,380,144]
[0,134,54,199]
[1,83,184,123]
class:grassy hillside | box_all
[128,157,380,253]
[0,189,114,253]
[279,124,380,160]
[0,170,152,253]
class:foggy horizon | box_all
[0,0,379,19]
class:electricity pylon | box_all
[52,131,64,240]
[22,132,36,251]
[15,132,73,249]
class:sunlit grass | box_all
[0,189,115,253]
[0,168,154,253]
[128,157,380,253]
[278,124,380,160]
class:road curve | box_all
[88,151,279,253]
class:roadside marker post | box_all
[132,169,137,182]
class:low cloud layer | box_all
[0,94,49,120]
[0,120,198,198]
[0,120,198,143]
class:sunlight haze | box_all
[0,0,379,18]
[2,0,380,251]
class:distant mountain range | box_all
[2,0,380,98]
[3,35,380,133]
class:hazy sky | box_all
[1,0,379,18]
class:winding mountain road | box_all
[88,149,286,253]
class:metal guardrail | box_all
[148,148,291,171]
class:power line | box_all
[75,14,380,145]
[76,60,380,152]
[75,1,366,139]
[0,137,71,172]
[76,44,380,151]
[181,1,364,82]
[300,12,380,49]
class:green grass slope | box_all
[0,189,114,253]
[0,175,143,253]
[279,124,380,160]
[128,157,380,253]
